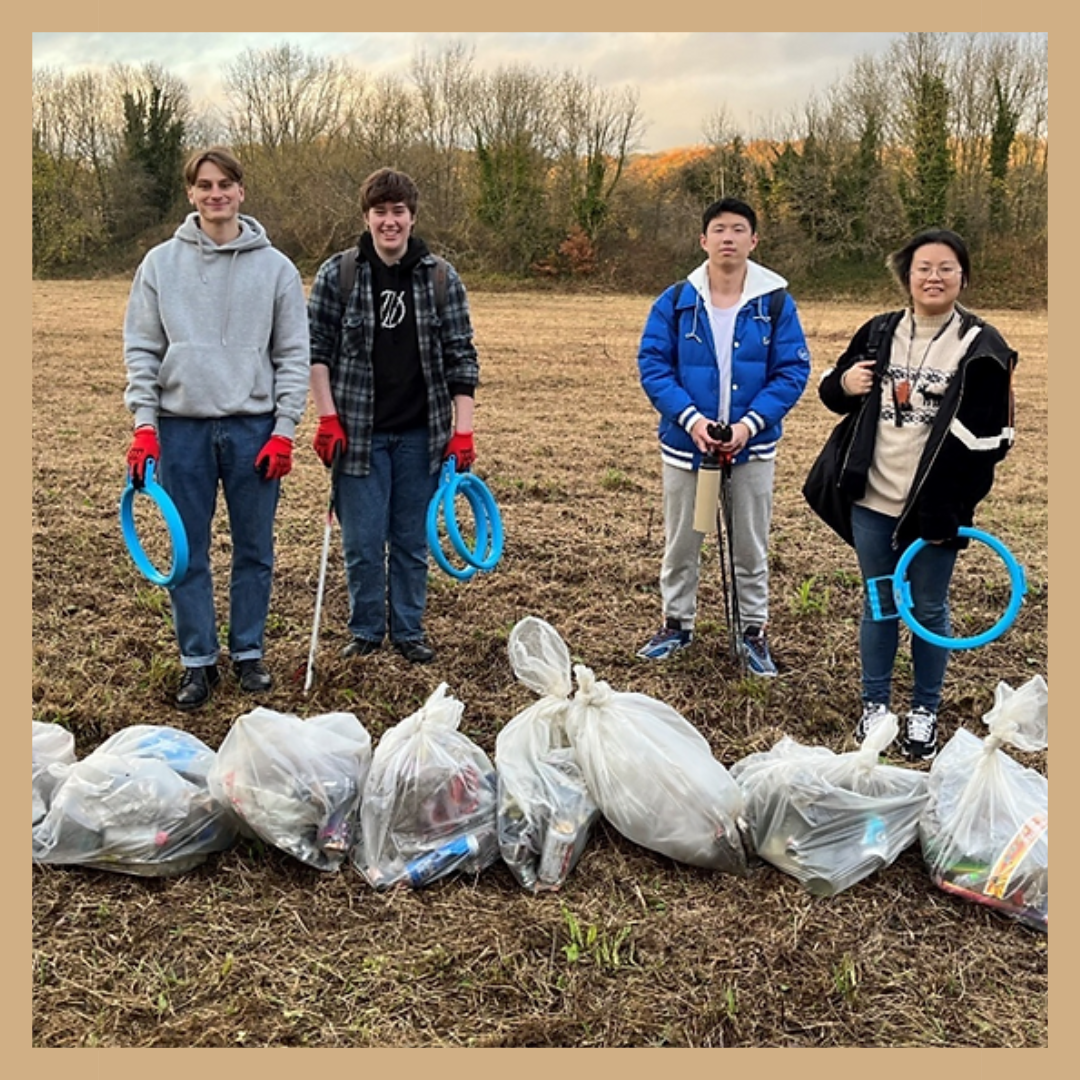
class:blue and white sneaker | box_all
[637,620,692,660]
[742,627,777,677]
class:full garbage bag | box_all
[208,708,372,871]
[919,675,1048,932]
[731,715,929,896]
[564,664,748,874]
[354,683,498,890]
[32,725,237,876]
[32,720,76,825]
[496,617,599,891]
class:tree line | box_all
[32,33,1047,306]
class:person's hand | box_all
[313,414,347,467]
[841,358,876,396]
[126,426,160,488]
[255,435,294,480]
[444,431,475,470]
[716,421,750,459]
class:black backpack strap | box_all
[337,247,358,305]
[768,287,787,328]
[864,310,904,373]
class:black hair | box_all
[887,228,971,290]
[702,197,757,235]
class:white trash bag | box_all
[354,683,499,890]
[731,715,929,896]
[920,675,1048,932]
[496,617,599,892]
[32,720,76,825]
[32,725,237,877]
[564,664,748,874]
[208,708,372,871]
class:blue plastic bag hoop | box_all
[426,456,504,581]
[869,527,1026,650]
[119,458,189,588]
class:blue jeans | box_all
[335,429,439,643]
[158,415,279,667]
[851,504,958,712]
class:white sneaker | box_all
[854,701,892,743]
[901,706,938,761]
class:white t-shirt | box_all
[707,299,739,425]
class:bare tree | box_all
[550,71,643,260]
[410,39,477,242]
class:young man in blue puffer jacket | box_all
[637,197,811,674]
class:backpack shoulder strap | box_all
[864,310,903,366]
[431,255,449,313]
[768,287,787,326]
[338,247,358,305]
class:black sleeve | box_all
[916,347,1016,541]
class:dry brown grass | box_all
[32,281,1048,1047]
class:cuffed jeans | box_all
[334,429,439,644]
[660,458,775,632]
[157,414,279,668]
[851,503,958,712]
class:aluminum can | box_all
[404,833,480,888]
[537,818,578,886]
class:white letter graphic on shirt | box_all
[380,290,407,329]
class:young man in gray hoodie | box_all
[123,146,310,709]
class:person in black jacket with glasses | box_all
[813,228,1017,762]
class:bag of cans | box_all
[496,617,600,892]
[919,675,1048,932]
[32,719,77,825]
[354,683,499,890]
[564,664,749,874]
[207,708,372,871]
[730,715,929,896]
[32,725,238,877]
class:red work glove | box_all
[255,435,294,480]
[126,425,160,488]
[313,414,347,467]
[444,431,475,471]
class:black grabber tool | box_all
[707,423,746,671]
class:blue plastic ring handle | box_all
[426,457,504,581]
[889,527,1027,650]
[119,458,190,588]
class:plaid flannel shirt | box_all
[308,249,479,477]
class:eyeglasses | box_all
[912,265,962,280]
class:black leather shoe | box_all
[234,658,272,693]
[341,638,382,659]
[175,665,220,710]
[394,638,436,664]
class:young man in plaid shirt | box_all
[307,168,479,664]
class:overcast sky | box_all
[32,31,910,152]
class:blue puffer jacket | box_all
[638,260,811,470]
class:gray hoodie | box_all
[123,213,310,439]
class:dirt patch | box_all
[32,282,1048,1047]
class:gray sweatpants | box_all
[659,458,775,632]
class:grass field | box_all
[31,281,1048,1047]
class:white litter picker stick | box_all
[304,452,339,695]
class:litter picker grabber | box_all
[303,449,341,695]
[707,423,746,671]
